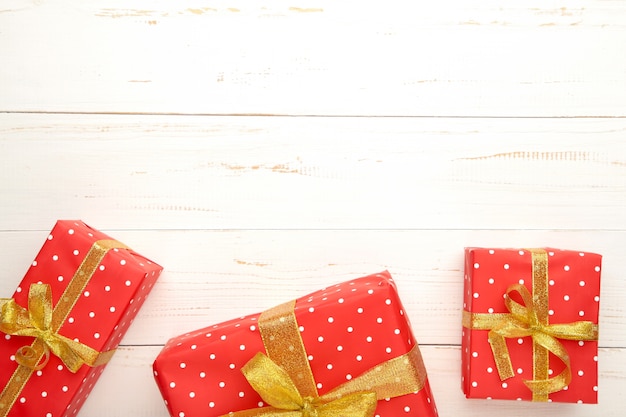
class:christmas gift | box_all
[0,220,163,417]
[462,248,601,403]
[153,271,438,417]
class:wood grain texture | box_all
[0,0,625,116]
[1,229,624,346]
[1,0,625,416]
[0,113,625,231]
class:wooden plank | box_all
[1,229,623,346]
[1,1,624,415]
[1,113,625,231]
[78,345,626,416]
[0,0,625,116]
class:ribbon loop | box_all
[241,352,378,417]
[28,283,52,332]
[0,283,105,373]
[242,352,305,412]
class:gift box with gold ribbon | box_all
[0,220,163,417]
[462,248,602,403]
[153,271,438,417]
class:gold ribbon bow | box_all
[463,249,599,401]
[221,299,428,417]
[1,283,109,372]
[238,353,377,417]
[0,238,127,417]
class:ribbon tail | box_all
[524,332,572,396]
[524,369,571,398]
[46,334,108,373]
[45,338,86,373]
[317,392,377,417]
[487,332,515,380]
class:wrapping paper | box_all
[0,220,163,417]
[153,271,438,417]
[462,247,601,403]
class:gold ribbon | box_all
[221,300,427,417]
[237,353,377,417]
[462,248,599,401]
[1,283,112,372]
[0,239,127,416]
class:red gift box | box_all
[462,248,601,403]
[0,220,163,417]
[153,271,438,417]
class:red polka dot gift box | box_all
[153,271,438,417]
[462,248,602,403]
[0,220,163,417]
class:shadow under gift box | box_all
[153,271,438,417]
[0,220,163,417]
[462,248,601,403]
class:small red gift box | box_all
[462,248,602,403]
[153,271,438,417]
[0,220,163,417]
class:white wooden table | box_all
[1,1,625,416]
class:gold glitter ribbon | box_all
[462,248,599,401]
[1,283,112,372]
[221,300,427,417]
[0,239,127,416]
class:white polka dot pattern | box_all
[153,271,438,417]
[0,220,163,417]
[462,248,602,404]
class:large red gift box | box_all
[0,220,163,417]
[462,248,602,403]
[153,271,438,417]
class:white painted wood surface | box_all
[1,0,626,116]
[1,1,625,416]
